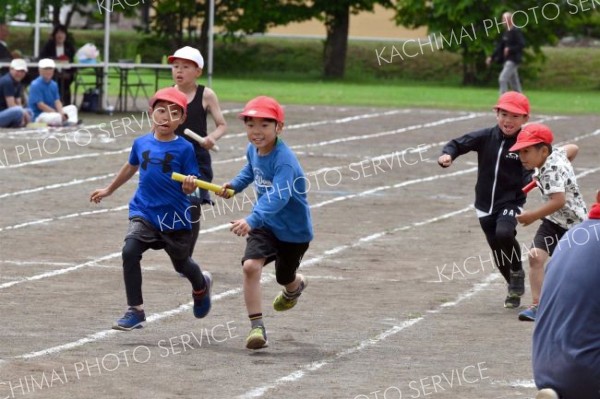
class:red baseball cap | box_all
[150,87,188,116]
[509,123,554,151]
[239,96,285,123]
[494,91,530,115]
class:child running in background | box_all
[217,96,313,349]
[90,87,212,330]
[509,123,586,321]
[168,46,227,256]
[438,91,532,308]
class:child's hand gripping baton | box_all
[171,172,235,197]
[183,128,220,152]
[522,180,537,194]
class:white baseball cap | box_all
[38,58,56,69]
[168,46,204,69]
[10,58,28,72]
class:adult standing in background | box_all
[486,12,525,94]
[40,25,77,105]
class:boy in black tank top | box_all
[168,46,228,256]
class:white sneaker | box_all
[536,388,559,399]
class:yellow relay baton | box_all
[171,172,235,197]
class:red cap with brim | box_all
[494,91,530,115]
[239,96,284,123]
[509,123,554,151]
[149,87,188,116]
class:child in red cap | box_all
[90,87,213,330]
[216,96,313,350]
[509,123,586,322]
[438,91,532,308]
[532,191,600,399]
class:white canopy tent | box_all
[31,0,215,111]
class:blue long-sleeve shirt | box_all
[230,138,313,243]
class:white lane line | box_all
[11,205,472,360]
[0,173,116,200]
[2,112,482,171]
[238,273,498,399]
[0,148,131,170]
[0,260,77,266]
[0,253,122,290]
[0,205,128,233]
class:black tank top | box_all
[174,85,213,182]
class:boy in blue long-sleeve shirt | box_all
[217,96,313,350]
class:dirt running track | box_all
[0,103,599,399]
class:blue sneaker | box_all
[518,304,538,321]
[113,307,146,331]
[193,271,212,318]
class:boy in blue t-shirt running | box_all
[90,87,212,330]
[217,96,313,350]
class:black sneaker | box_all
[509,269,525,297]
[504,293,521,309]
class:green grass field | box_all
[100,71,598,115]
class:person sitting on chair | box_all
[40,24,76,105]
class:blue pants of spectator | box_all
[0,106,25,128]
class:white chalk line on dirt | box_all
[10,204,472,361]
[0,160,477,234]
[0,260,77,266]
[0,173,116,200]
[0,109,421,170]
[239,272,498,399]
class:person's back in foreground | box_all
[532,191,600,399]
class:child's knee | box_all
[242,259,262,276]
[528,250,546,269]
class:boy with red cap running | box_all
[216,96,313,350]
[90,87,213,330]
[509,123,586,322]
[438,91,532,308]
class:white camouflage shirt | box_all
[534,147,587,229]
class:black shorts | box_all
[242,228,310,285]
[125,217,192,260]
[532,219,568,257]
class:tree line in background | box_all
[2,0,599,84]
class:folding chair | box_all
[115,60,152,112]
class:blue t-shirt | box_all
[230,138,313,243]
[532,218,600,398]
[28,76,60,120]
[128,133,199,232]
[0,72,23,110]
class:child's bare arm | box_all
[203,88,227,149]
[563,144,579,162]
[90,162,139,203]
[516,192,566,226]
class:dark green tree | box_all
[394,0,591,85]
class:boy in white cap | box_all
[217,96,313,350]
[167,46,227,257]
[90,87,213,330]
[0,58,31,127]
[28,58,80,127]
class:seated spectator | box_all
[28,58,80,127]
[0,59,32,128]
[40,24,76,105]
